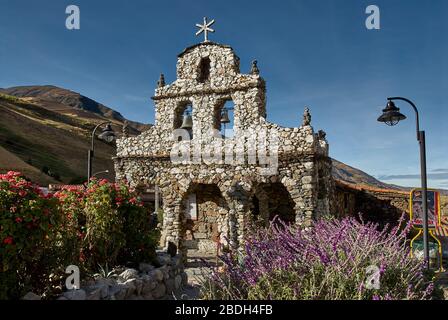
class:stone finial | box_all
[318,130,326,140]
[122,120,129,138]
[157,73,165,88]
[250,60,260,75]
[303,107,311,126]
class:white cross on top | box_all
[195,17,215,42]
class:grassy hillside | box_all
[0,93,118,185]
[0,86,149,133]
[0,145,57,185]
[332,158,406,191]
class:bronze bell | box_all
[220,109,231,124]
[180,113,193,129]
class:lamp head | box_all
[98,123,116,143]
[377,100,407,126]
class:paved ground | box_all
[176,250,218,300]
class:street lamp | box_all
[88,122,115,181]
[377,97,430,269]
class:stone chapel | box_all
[114,23,334,257]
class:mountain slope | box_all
[0,145,57,185]
[0,85,150,133]
[331,159,406,191]
[0,93,119,184]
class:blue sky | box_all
[0,0,447,189]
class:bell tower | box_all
[151,25,266,143]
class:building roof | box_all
[335,179,409,196]
[177,41,233,58]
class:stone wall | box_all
[333,180,409,226]
[334,181,448,223]
[57,251,188,301]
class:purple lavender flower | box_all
[201,214,434,300]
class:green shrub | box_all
[0,172,159,299]
[0,93,20,103]
[83,180,126,269]
[0,172,61,299]
[53,186,86,267]
[82,179,158,270]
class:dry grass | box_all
[0,146,57,185]
[0,99,116,186]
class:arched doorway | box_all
[251,183,296,225]
[182,183,229,256]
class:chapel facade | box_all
[114,34,334,257]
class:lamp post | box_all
[377,97,429,269]
[87,122,115,181]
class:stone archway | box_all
[181,183,229,256]
[251,182,296,225]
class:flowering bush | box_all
[201,216,434,300]
[1,172,159,299]
[53,186,86,266]
[82,179,158,269]
[0,172,61,299]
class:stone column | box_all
[282,175,314,227]
[154,185,160,213]
[226,183,252,251]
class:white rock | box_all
[174,275,182,290]
[301,176,313,184]
[305,135,314,143]
[157,254,171,265]
[152,283,166,299]
[86,288,101,300]
[63,289,86,300]
[138,262,155,272]
[109,285,127,300]
[119,268,139,281]
[150,269,164,282]
[22,292,41,300]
